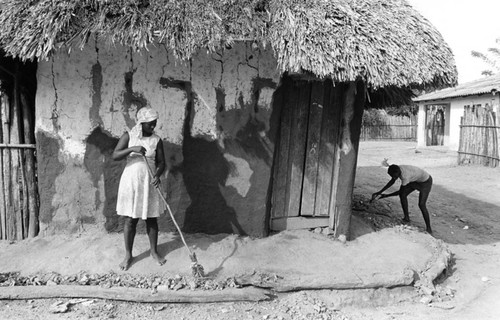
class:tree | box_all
[471,38,500,76]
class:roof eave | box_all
[414,90,500,103]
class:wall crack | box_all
[50,57,60,132]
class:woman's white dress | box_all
[116,132,162,219]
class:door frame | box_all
[270,75,344,231]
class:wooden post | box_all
[2,86,14,240]
[11,71,23,240]
[0,90,5,239]
[458,116,463,165]
[489,111,499,167]
[20,89,39,237]
[331,81,366,239]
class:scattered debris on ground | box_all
[0,271,241,291]
[352,194,403,230]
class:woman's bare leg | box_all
[146,218,166,265]
[120,217,138,271]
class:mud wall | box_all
[35,40,281,237]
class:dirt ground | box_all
[349,141,500,320]
[1,141,500,320]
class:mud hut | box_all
[0,0,457,240]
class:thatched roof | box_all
[0,0,457,90]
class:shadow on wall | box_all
[83,116,246,235]
[88,76,280,236]
[181,135,246,235]
[179,75,282,236]
[36,131,65,227]
[160,77,248,236]
[84,127,124,232]
[179,77,282,237]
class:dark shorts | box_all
[407,175,432,193]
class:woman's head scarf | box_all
[129,107,159,138]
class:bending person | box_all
[372,164,433,234]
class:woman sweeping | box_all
[113,107,166,271]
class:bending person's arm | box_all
[374,177,397,195]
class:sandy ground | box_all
[348,141,500,320]
[1,141,500,319]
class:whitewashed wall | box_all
[417,93,500,151]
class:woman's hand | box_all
[130,146,146,155]
[152,176,161,188]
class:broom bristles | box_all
[191,262,205,278]
[190,252,205,278]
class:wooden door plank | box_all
[286,81,311,217]
[300,81,324,216]
[0,93,5,240]
[271,216,329,231]
[331,81,366,237]
[315,82,340,216]
[270,77,285,219]
[271,77,295,218]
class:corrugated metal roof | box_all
[414,75,500,102]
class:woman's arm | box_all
[112,132,145,161]
[152,139,166,187]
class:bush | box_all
[362,109,387,126]
[385,105,418,117]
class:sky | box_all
[407,0,500,84]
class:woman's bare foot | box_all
[119,256,133,271]
[151,252,166,266]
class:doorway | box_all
[426,104,446,146]
[270,76,343,231]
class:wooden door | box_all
[426,105,445,146]
[270,77,342,231]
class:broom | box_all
[142,155,205,278]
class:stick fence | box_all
[0,82,39,240]
[361,111,417,141]
[458,104,500,167]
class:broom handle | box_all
[142,155,194,257]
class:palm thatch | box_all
[0,0,457,90]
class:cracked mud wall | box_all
[35,40,281,237]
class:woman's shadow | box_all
[181,134,247,236]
